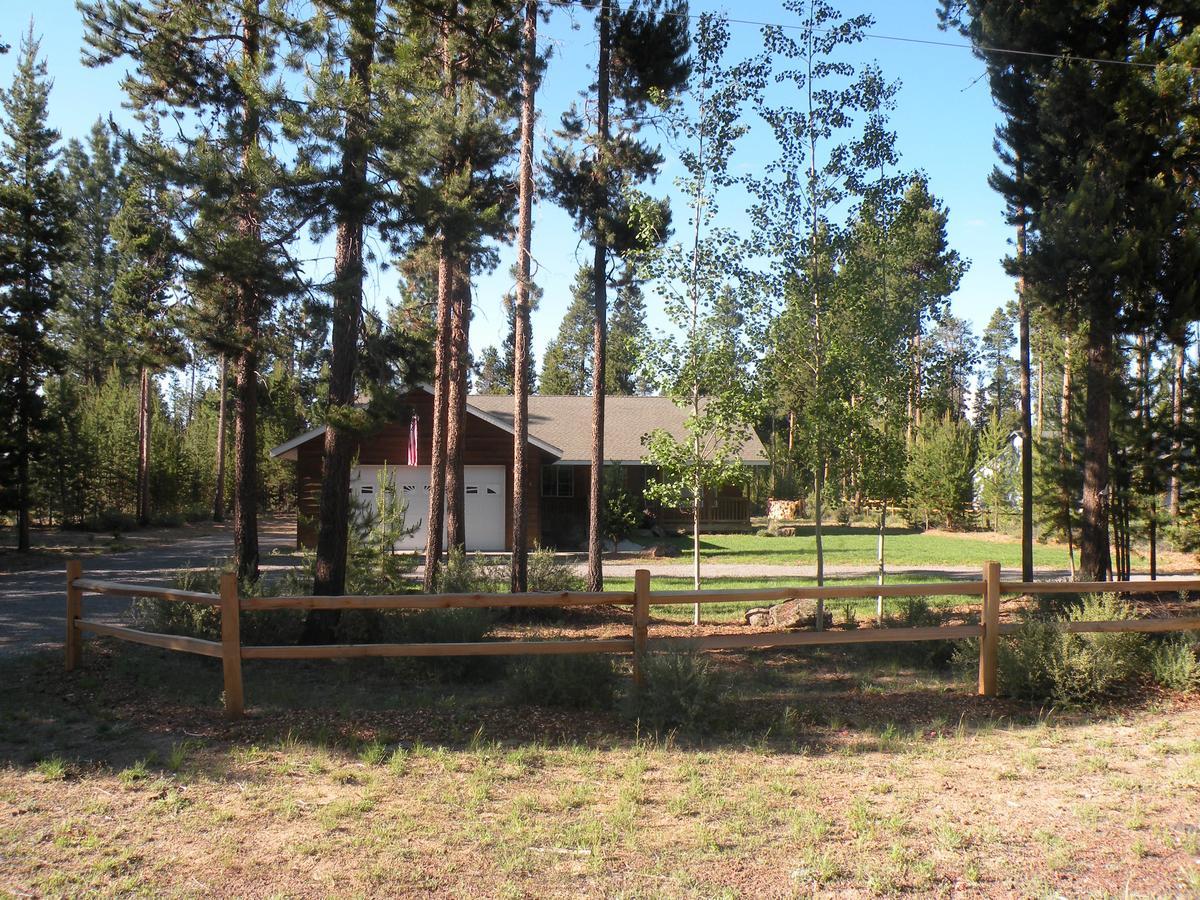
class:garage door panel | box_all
[349,464,505,552]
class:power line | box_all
[552,0,1199,75]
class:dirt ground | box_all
[2,635,1199,897]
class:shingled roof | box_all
[467,394,768,465]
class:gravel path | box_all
[0,520,296,655]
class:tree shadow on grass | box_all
[0,638,1165,778]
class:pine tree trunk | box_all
[510,0,538,593]
[585,0,611,593]
[423,253,454,592]
[136,365,151,526]
[16,362,30,552]
[313,3,375,608]
[1017,213,1033,582]
[232,4,262,584]
[233,341,259,583]
[1078,312,1112,582]
[1060,337,1075,578]
[814,459,825,630]
[1036,358,1044,438]
[1170,340,1185,518]
[445,268,469,552]
[213,353,228,522]
[876,500,886,620]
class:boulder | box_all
[646,543,682,559]
[743,598,832,630]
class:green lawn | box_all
[661,526,1075,569]
[606,574,981,624]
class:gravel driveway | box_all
[0,520,296,656]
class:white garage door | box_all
[349,465,506,552]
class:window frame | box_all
[541,465,574,498]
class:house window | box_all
[542,465,574,498]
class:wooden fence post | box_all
[632,569,650,688]
[219,573,244,718]
[65,560,83,672]
[978,560,1000,697]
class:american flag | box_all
[407,414,419,467]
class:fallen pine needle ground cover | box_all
[2,637,1199,897]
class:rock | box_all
[646,543,681,558]
[745,607,772,626]
[744,597,832,630]
[773,525,796,537]
[616,539,645,552]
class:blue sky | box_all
[2,0,1013,375]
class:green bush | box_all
[625,648,725,732]
[526,547,584,593]
[1148,633,1200,693]
[997,594,1147,704]
[130,560,309,646]
[508,651,618,709]
[883,597,955,668]
[437,548,507,594]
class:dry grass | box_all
[2,638,1199,897]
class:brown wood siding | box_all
[293,390,549,551]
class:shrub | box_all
[997,594,1147,704]
[883,597,955,668]
[526,547,584,593]
[1148,634,1200,693]
[131,560,309,646]
[508,651,618,709]
[625,648,726,732]
[437,548,507,594]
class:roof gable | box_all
[466,394,768,464]
[269,386,563,460]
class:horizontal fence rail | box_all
[62,559,1200,718]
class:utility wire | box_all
[551,0,1200,75]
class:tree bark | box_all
[445,267,470,552]
[313,0,375,611]
[233,5,262,584]
[1170,339,1185,518]
[1078,313,1112,582]
[1060,336,1075,578]
[136,365,151,526]
[1016,214,1033,582]
[876,500,886,620]
[585,0,611,593]
[423,252,454,591]
[213,353,228,522]
[510,0,538,593]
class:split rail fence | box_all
[64,559,1200,718]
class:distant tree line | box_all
[2,0,1198,602]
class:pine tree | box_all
[406,0,521,583]
[978,302,1017,419]
[539,264,648,396]
[81,0,308,581]
[510,0,545,592]
[301,0,389,606]
[58,119,124,384]
[109,139,184,526]
[0,30,69,552]
[942,0,1200,580]
[544,0,690,591]
[540,267,596,395]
